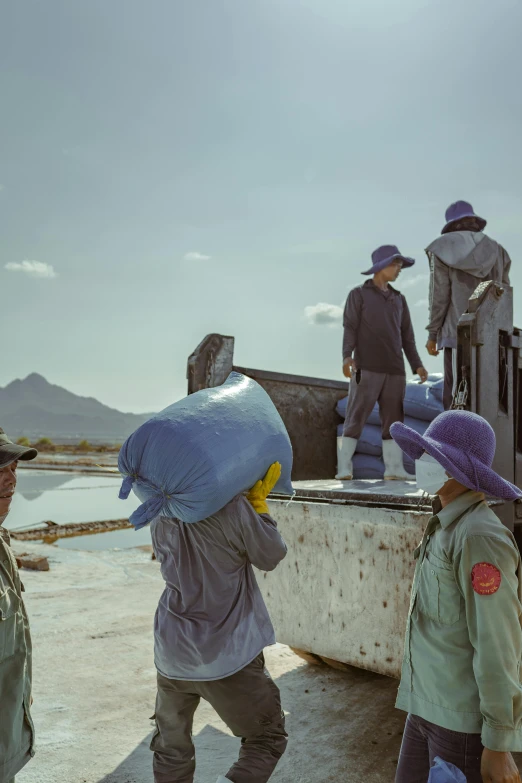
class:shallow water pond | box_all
[7,469,150,549]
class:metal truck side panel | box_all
[258,498,430,679]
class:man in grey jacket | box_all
[426,200,512,409]
[150,462,288,783]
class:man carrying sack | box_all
[425,200,512,410]
[0,428,38,783]
[337,244,428,481]
[390,410,522,783]
[150,463,288,783]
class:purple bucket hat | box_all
[390,410,522,501]
[361,244,415,276]
[442,201,487,235]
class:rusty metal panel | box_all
[258,496,429,678]
[233,366,347,480]
[456,283,519,530]
[187,334,235,394]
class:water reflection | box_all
[7,471,144,551]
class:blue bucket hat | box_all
[442,201,487,235]
[390,410,522,501]
[362,245,415,276]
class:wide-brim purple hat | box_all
[390,410,522,501]
[362,244,415,276]
[442,200,487,235]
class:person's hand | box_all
[426,340,439,357]
[481,749,521,783]
[247,463,282,515]
[343,358,356,378]
[416,367,429,384]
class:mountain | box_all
[0,373,154,443]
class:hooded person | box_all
[0,428,38,783]
[425,201,512,410]
[389,410,522,783]
[337,244,428,481]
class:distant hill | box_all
[0,373,154,443]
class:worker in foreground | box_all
[149,462,288,783]
[425,200,512,409]
[337,244,428,481]
[0,428,38,783]
[390,410,522,783]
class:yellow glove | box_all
[246,462,282,514]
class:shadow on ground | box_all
[96,660,406,783]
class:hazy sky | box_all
[2,0,522,413]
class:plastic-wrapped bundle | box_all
[428,757,466,783]
[118,372,293,529]
[336,374,444,424]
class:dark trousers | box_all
[395,714,483,783]
[150,653,287,783]
[443,348,455,411]
[343,368,405,440]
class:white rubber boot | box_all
[382,439,409,480]
[216,777,232,783]
[335,436,357,480]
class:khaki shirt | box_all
[0,528,35,782]
[396,491,522,751]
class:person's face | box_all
[384,259,403,282]
[0,460,18,524]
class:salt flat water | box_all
[6,469,151,549]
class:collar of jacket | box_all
[364,280,400,295]
[431,490,485,528]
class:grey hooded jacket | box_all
[426,232,511,349]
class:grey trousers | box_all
[150,653,287,783]
[395,714,483,783]
[343,368,406,440]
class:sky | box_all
[2,0,522,413]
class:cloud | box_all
[183,251,211,262]
[304,302,343,326]
[399,273,429,289]
[5,260,57,279]
[414,298,429,308]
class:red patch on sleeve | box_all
[471,562,502,595]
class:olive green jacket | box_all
[397,491,522,751]
[0,528,35,782]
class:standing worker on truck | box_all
[390,409,522,783]
[337,244,428,481]
[0,428,38,783]
[425,200,512,410]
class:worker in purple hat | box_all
[337,244,428,481]
[425,201,512,410]
[389,410,522,783]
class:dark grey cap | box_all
[0,428,38,469]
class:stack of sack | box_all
[118,372,294,529]
[336,374,444,480]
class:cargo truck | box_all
[186,281,522,678]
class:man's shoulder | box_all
[456,501,516,549]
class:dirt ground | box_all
[13,540,406,783]
[13,539,522,783]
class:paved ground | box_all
[13,538,522,783]
[13,540,406,783]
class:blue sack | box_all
[336,374,444,424]
[428,756,466,783]
[344,450,415,480]
[118,372,293,529]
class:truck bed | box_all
[275,478,430,511]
